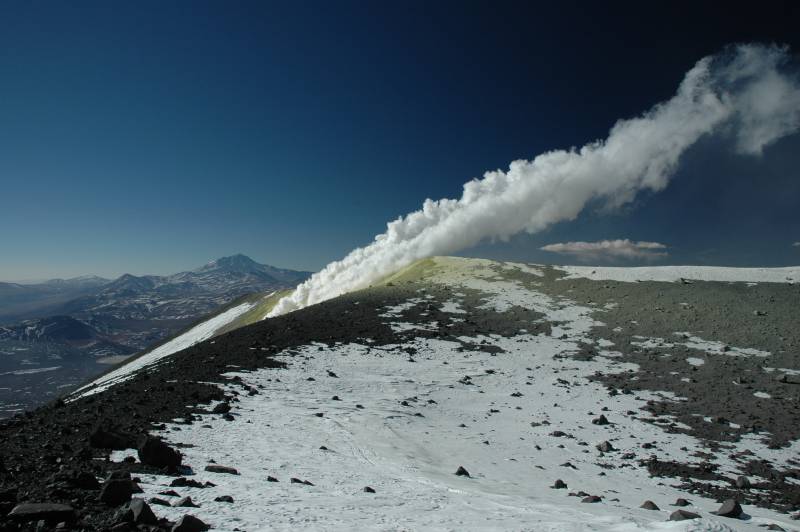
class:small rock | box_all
[267,476,279,482]
[363,486,376,493]
[327,370,338,378]
[173,497,199,508]
[172,514,210,532]
[596,441,615,452]
[138,437,182,469]
[713,499,743,518]
[766,524,786,531]
[673,498,690,507]
[581,495,601,503]
[149,498,171,507]
[669,509,700,521]
[100,480,133,506]
[204,464,239,475]
[735,476,751,489]
[551,479,567,489]
[214,495,234,503]
[212,403,231,414]
[8,503,75,523]
[640,500,659,510]
[592,415,609,425]
[126,499,157,525]
[455,466,470,477]
[89,428,135,450]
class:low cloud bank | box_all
[269,44,800,317]
[541,240,668,261]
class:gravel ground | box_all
[0,258,797,530]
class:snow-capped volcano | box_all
[3,257,792,531]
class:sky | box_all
[1,1,799,281]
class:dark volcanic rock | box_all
[214,495,234,503]
[551,479,567,489]
[363,486,376,493]
[455,466,470,477]
[713,499,743,518]
[673,498,690,507]
[149,497,171,507]
[669,509,700,521]
[596,441,615,452]
[172,514,210,532]
[204,464,239,475]
[640,500,659,510]
[100,479,134,506]
[173,496,199,508]
[735,475,751,489]
[90,427,136,450]
[212,402,231,414]
[138,437,182,468]
[8,503,75,523]
[581,495,602,503]
[669,510,700,521]
[170,478,206,488]
[119,498,158,525]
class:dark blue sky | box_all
[1,1,799,279]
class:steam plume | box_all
[269,44,800,317]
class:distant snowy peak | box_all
[195,254,311,284]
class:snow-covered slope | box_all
[99,258,797,531]
[555,265,800,284]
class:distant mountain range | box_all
[0,276,110,323]
[0,255,311,417]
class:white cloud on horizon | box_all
[793,242,800,247]
[541,239,668,261]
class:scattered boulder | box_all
[170,478,206,488]
[640,500,659,510]
[673,498,690,507]
[455,466,470,477]
[596,441,615,453]
[106,471,131,481]
[267,476,279,482]
[592,415,609,425]
[89,428,135,450]
[766,524,786,531]
[138,437,182,468]
[363,486,376,493]
[70,471,100,490]
[669,509,700,521]
[212,403,231,414]
[214,495,234,503]
[551,479,567,489]
[119,499,157,525]
[8,503,75,523]
[735,476,751,489]
[581,495,602,503]
[204,464,239,475]
[149,498,171,507]
[172,514,210,532]
[713,499,743,518]
[100,480,133,506]
[173,496,199,508]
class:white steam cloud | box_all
[269,43,800,317]
[541,240,668,261]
